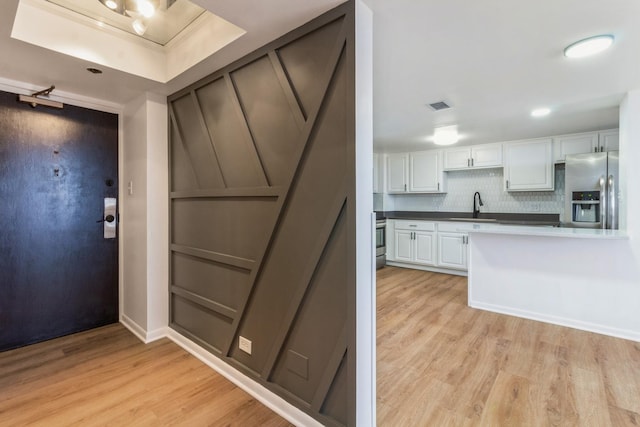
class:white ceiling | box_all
[1,0,639,150]
[363,0,640,152]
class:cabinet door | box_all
[387,154,408,193]
[394,230,413,263]
[437,232,467,270]
[504,139,554,191]
[443,147,471,170]
[471,143,502,168]
[414,231,436,265]
[554,133,598,162]
[599,130,619,152]
[409,151,440,192]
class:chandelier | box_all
[98,0,157,35]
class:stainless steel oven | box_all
[375,219,386,269]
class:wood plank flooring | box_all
[376,266,640,426]
[0,325,292,426]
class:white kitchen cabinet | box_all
[437,232,468,270]
[409,150,444,193]
[443,143,503,170]
[392,220,436,266]
[386,151,445,193]
[599,129,619,152]
[373,153,385,193]
[553,132,598,162]
[504,138,554,191]
[386,154,408,193]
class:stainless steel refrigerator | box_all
[564,151,619,229]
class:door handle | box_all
[96,214,115,223]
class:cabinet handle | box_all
[404,183,407,191]
[506,180,509,189]
[471,158,474,167]
[437,182,440,191]
[467,158,470,167]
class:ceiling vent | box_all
[428,101,451,111]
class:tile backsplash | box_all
[382,166,565,216]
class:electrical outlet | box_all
[239,336,252,355]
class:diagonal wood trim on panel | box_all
[189,89,228,188]
[222,23,348,359]
[222,73,271,187]
[268,51,306,128]
[171,244,254,271]
[171,187,281,199]
[169,107,201,188]
[171,285,237,320]
[260,190,348,380]
[311,327,347,412]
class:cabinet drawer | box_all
[394,220,436,231]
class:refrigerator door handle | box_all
[608,175,616,230]
[599,176,607,230]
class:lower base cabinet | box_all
[387,220,470,273]
[437,232,468,270]
[393,221,436,266]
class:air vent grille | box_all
[428,101,451,111]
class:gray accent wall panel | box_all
[171,95,225,189]
[230,55,302,186]
[172,253,248,311]
[168,4,356,426]
[171,198,277,262]
[277,18,344,120]
[195,78,267,188]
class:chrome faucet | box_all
[473,192,483,218]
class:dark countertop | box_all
[375,211,560,226]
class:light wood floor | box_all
[0,325,291,427]
[376,266,640,426]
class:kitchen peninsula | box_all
[467,224,636,342]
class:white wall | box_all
[468,90,640,342]
[121,93,169,339]
[122,95,149,330]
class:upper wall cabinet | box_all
[553,130,619,162]
[553,132,598,162]
[504,138,554,191]
[386,153,409,192]
[599,129,619,152]
[386,151,446,193]
[443,143,503,170]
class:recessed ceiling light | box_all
[87,67,103,74]
[531,107,551,117]
[132,18,148,35]
[564,35,614,58]
[105,0,117,9]
[433,126,459,146]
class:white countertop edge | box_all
[464,224,629,239]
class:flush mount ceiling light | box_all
[98,0,156,34]
[564,35,614,58]
[433,126,459,146]
[531,107,551,117]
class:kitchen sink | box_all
[447,217,498,222]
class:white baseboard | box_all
[120,314,147,342]
[470,300,640,343]
[165,329,323,427]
